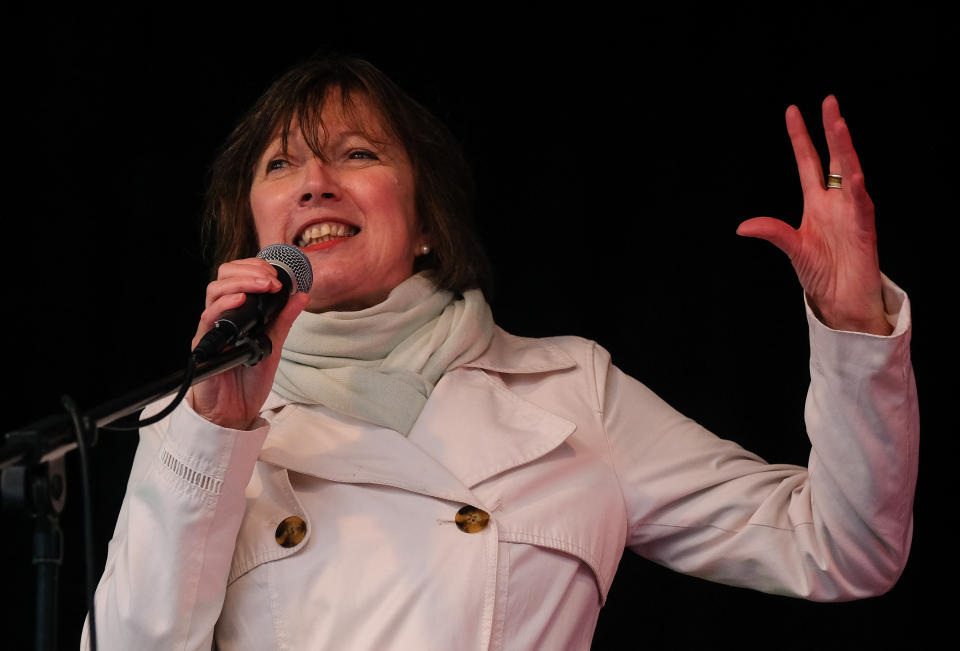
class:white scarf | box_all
[273,273,494,434]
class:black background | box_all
[1,5,949,649]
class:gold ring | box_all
[826,174,842,189]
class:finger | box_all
[194,272,285,346]
[215,257,277,280]
[785,105,824,195]
[205,274,282,308]
[736,216,801,260]
[822,96,843,177]
[845,170,876,232]
[192,292,248,347]
[821,95,864,180]
[821,96,875,230]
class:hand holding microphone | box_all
[188,244,312,430]
[193,244,313,361]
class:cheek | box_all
[386,172,419,237]
[249,187,285,244]
[359,175,418,239]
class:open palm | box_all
[738,95,891,335]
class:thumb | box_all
[267,292,311,345]
[736,217,800,260]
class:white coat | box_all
[83,278,918,650]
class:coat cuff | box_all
[157,400,269,496]
[804,274,912,374]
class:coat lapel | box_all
[258,405,478,506]
[258,328,579,502]
[408,366,576,488]
[408,328,579,488]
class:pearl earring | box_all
[419,245,431,255]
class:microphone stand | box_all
[0,335,271,651]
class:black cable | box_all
[61,395,97,651]
[102,353,198,431]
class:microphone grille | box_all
[256,244,314,294]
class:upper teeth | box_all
[297,222,358,246]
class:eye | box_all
[265,158,289,172]
[347,149,379,161]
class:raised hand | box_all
[737,95,892,335]
[187,257,310,429]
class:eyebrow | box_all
[327,129,387,146]
[263,125,390,163]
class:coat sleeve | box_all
[80,401,268,650]
[601,275,918,601]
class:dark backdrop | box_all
[1,6,947,649]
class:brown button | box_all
[275,516,307,547]
[455,505,490,533]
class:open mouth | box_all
[296,221,360,247]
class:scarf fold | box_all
[273,273,494,434]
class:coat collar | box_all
[260,327,577,413]
[258,329,579,502]
[462,326,577,375]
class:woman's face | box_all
[250,93,420,313]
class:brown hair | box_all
[202,56,491,297]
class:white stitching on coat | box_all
[159,448,223,495]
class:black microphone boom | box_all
[192,244,313,362]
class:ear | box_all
[413,223,432,257]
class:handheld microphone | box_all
[192,244,313,362]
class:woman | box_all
[83,57,917,650]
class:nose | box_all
[299,159,340,204]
